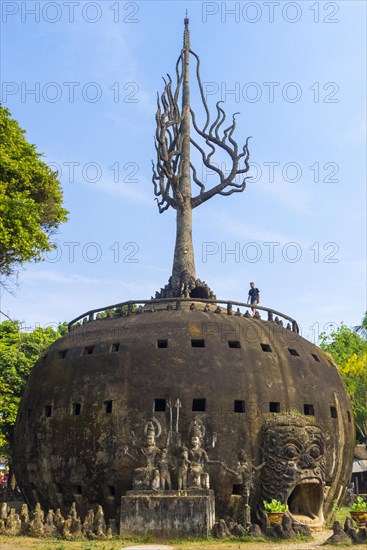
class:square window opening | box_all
[104,400,113,414]
[44,405,52,417]
[154,398,166,412]
[234,400,245,413]
[73,403,81,415]
[269,402,280,413]
[59,350,67,359]
[330,406,338,419]
[232,483,242,495]
[191,339,205,348]
[261,343,272,353]
[73,484,82,495]
[232,484,242,495]
[111,343,120,352]
[304,404,315,416]
[311,353,320,362]
[288,348,300,356]
[83,346,95,356]
[157,340,168,348]
[228,340,241,349]
[192,398,206,412]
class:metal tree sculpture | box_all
[152,17,251,299]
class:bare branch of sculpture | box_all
[152,17,251,299]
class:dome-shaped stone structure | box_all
[13,299,354,527]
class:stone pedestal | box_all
[120,490,215,537]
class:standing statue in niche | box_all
[124,421,162,490]
[157,447,172,490]
[188,419,220,489]
[177,447,191,492]
[221,449,265,525]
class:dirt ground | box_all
[0,529,352,550]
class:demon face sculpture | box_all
[260,415,325,527]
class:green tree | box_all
[320,317,367,441]
[0,105,68,283]
[0,320,63,457]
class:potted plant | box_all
[350,496,367,527]
[263,499,289,525]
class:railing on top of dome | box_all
[68,298,299,334]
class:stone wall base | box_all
[119,490,215,537]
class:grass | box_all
[325,505,350,528]
[0,533,317,550]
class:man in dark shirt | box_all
[247,282,260,316]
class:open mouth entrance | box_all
[189,287,210,299]
[287,479,324,527]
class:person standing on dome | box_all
[247,282,260,316]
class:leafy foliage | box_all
[350,496,367,512]
[263,499,289,513]
[0,320,64,457]
[0,105,68,282]
[320,314,367,440]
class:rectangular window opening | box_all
[154,398,166,412]
[234,400,245,413]
[261,343,272,353]
[288,348,300,356]
[191,339,205,348]
[44,405,52,417]
[157,339,168,348]
[304,404,315,416]
[104,400,113,414]
[269,401,280,413]
[59,350,67,359]
[108,485,115,497]
[82,345,95,356]
[228,340,241,349]
[73,403,81,416]
[55,483,63,495]
[111,343,120,352]
[232,484,242,495]
[311,353,320,362]
[330,406,338,419]
[192,398,206,412]
[72,484,82,495]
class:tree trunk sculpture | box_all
[152,17,251,299]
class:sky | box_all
[0,0,366,343]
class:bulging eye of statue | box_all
[284,444,300,460]
[309,445,322,459]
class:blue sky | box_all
[0,0,366,342]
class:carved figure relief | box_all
[157,447,172,490]
[188,418,220,489]
[178,447,191,491]
[123,414,221,492]
[222,449,264,502]
[124,420,162,490]
[260,415,325,527]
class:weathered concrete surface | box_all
[120,490,215,537]
[13,307,354,522]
